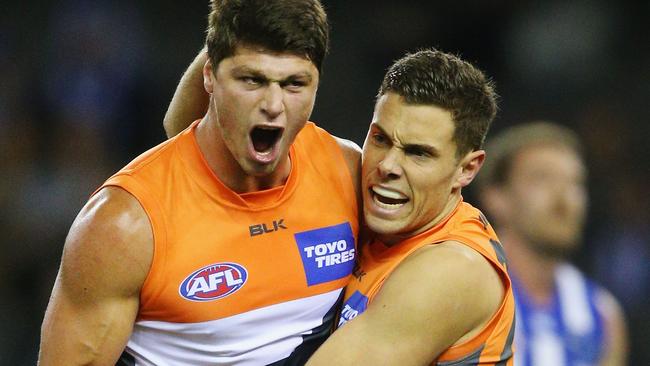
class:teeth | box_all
[372,186,407,200]
[373,194,404,209]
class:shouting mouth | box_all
[371,186,409,210]
[249,125,284,163]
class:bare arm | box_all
[39,187,153,365]
[597,288,628,366]
[163,47,210,138]
[307,241,505,365]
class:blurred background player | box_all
[475,121,628,366]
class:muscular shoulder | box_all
[369,241,504,354]
[389,241,504,335]
[389,241,505,319]
[39,186,153,364]
[62,186,153,296]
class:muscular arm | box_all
[163,47,210,138]
[39,187,153,365]
[597,289,628,366]
[307,242,505,365]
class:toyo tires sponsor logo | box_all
[295,222,356,286]
[179,262,247,301]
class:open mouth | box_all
[250,126,283,154]
[371,186,409,208]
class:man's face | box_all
[206,44,319,177]
[362,93,466,243]
[502,144,587,257]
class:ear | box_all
[203,59,215,94]
[454,149,485,189]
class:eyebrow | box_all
[372,123,440,157]
[231,66,313,83]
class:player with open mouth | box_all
[249,125,284,164]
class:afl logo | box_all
[179,262,248,302]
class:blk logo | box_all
[249,219,287,237]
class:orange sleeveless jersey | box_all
[98,121,359,365]
[339,200,515,365]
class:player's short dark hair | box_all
[378,49,498,157]
[206,0,329,73]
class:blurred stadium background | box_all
[1,0,647,364]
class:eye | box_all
[240,76,264,86]
[371,132,389,146]
[404,147,432,159]
[281,79,308,91]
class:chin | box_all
[365,215,417,243]
[365,215,397,235]
[243,159,280,177]
[252,164,278,177]
[531,237,580,260]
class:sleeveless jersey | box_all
[512,264,606,366]
[339,201,515,365]
[98,121,359,365]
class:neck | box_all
[195,114,291,193]
[499,229,559,305]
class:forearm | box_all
[163,47,210,138]
[38,289,138,365]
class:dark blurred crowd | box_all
[1,1,647,364]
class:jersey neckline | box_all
[176,120,301,211]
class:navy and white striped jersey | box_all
[513,264,606,366]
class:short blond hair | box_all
[476,121,583,190]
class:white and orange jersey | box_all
[98,121,359,365]
[340,201,515,365]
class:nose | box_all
[377,148,403,180]
[261,83,285,120]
